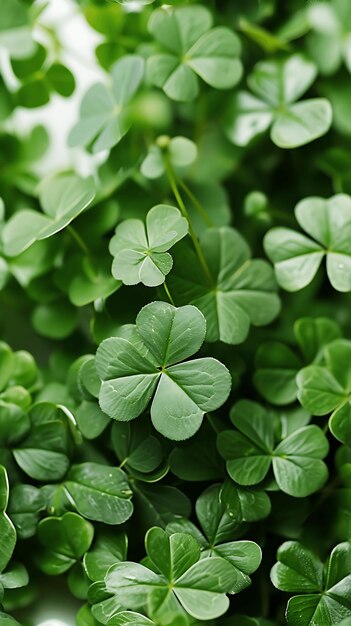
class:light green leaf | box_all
[110,205,188,286]
[69,56,144,153]
[3,172,95,257]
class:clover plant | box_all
[0,1,350,625]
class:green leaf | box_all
[68,56,144,153]
[8,484,45,539]
[111,420,163,474]
[169,227,280,344]
[0,466,16,574]
[217,400,329,497]
[96,301,231,440]
[271,541,351,626]
[36,512,94,575]
[226,54,332,148]
[141,135,197,180]
[147,6,242,102]
[84,530,127,582]
[3,172,95,257]
[32,301,79,339]
[109,205,188,286]
[12,403,71,481]
[46,63,75,97]
[64,463,133,525]
[105,528,236,621]
[265,194,351,292]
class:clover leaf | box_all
[105,527,238,621]
[147,5,242,102]
[111,420,163,476]
[64,463,134,525]
[226,54,332,148]
[2,172,95,257]
[306,1,351,75]
[68,55,144,153]
[0,0,34,59]
[36,512,94,575]
[84,530,127,583]
[297,338,351,445]
[140,136,197,180]
[95,301,231,440]
[254,317,341,405]
[264,194,351,292]
[168,227,280,344]
[217,400,329,497]
[8,484,45,539]
[167,484,262,593]
[271,541,351,625]
[109,205,188,287]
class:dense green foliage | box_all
[0,0,350,625]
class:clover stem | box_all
[206,412,220,434]
[164,281,175,306]
[67,225,91,257]
[176,176,213,227]
[164,156,213,285]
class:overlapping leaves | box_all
[169,227,280,344]
[147,5,242,102]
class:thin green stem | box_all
[177,176,213,227]
[164,156,213,285]
[67,225,91,257]
[164,281,175,306]
[206,412,220,435]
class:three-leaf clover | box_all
[168,227,280,344]
[105,527,238,622]
[217,400,329,497]
[167,484,262,592]
[95,301,231,440]
[140,136,197,180]
[306,0,351,75]
[297,338,351,445]
[36,512,94,575]
[147,5,242,102]
[68,55,144,153]
[271,541,351,625]
[109,205,188,287]
[226,54,332,148]
[254,317,341,405]
[264,194,351,292]
[2,172,95,257]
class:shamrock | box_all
[226,54,332,148]
[271,541,351,625]
[109,205,188,287]
[297,338,351,445]
[264,194,351,292]
[105,527,239,622]
[168,227,280,345]
[68,55,144,153]
[2,172,95,257]
[217,400,329,497]
[95,301,231,440]
[254,317,341,405]
[36,512,94,575]
[8,484,45,539]
[147,5,242,102]
[306,0,351,75]
[140,136,197,180]
[167,484,262,592]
